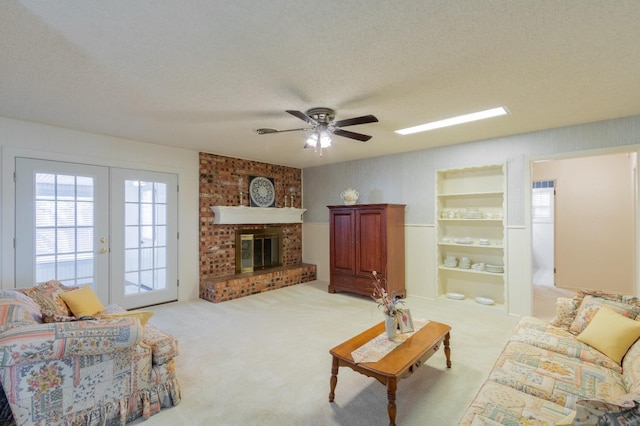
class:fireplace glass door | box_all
[236,228,283,273]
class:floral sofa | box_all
[460,290,640,425]
[0,280,181,425]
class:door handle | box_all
[100,248,108,254]
[100,237,107,243]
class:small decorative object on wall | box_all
[397,309,414,333]
[289,187,296,208]
[249,176,276,207]
[340,188,359,205]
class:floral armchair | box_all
[0,281,180,425]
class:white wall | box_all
[0,116,200,301]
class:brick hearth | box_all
[199,152,316,302]
[199,263,317,303]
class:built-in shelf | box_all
[436,164,507,312]
[211,206,307,224]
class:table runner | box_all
[350,319,429,363]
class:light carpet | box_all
[133,281,519,425]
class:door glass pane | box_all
[154,269,166,290]
[125,204,139,225]
[123,180,169,296]
[77,202,93,226]
[34,172,96,287]
[77,228,93,252]
[125,249,139,272]
[125,226,140,249]
[35,200,55,226]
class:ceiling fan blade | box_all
[332,114,378,128]
[256,127,311,135]
[286,110,318,126]
[332,128,372,142]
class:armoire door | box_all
[355,208,385,278]
[329,209,355,275]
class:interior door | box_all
[110,169,178,309]
[15,158,110,301]
[552,153,637,293]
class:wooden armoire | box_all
[328,204,406,298]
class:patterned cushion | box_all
[143,324,180,365]
[549,297,577,331]
[489,341,627,409]
[18,280,79,323]
[458,381,574,426]
[511,316,622,373]
[622,339,640,392]
[0,289,42,323]
[573,290,640,311]
[0,318,143,367]
[569,295,640,335]
[0,305,38,334]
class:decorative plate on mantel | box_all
[249,176,276,207]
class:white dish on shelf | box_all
[485,264,504,273]
[479,239,490,245]
[455,238,473,244]
[464,213,482,219]
[446,292,465,300]
[475,297,495,305]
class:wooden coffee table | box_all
[329,320,451,426]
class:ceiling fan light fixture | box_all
[319,130,332,148]
[305,131,332,155]
[395,107,510,135]
[305,133,318,149]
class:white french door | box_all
[15,158,178,308]
[110,169,178,308]
[15,159,110,300]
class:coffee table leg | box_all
[329,356,339,402]
[387,377,397,426]
[444,331,451,368]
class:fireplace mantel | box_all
[211,206,307,224]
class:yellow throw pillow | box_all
[102,311,154,327]
[577,306,640,364]
[59,285,105,317]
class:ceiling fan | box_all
[256,107,378,156]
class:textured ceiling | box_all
[2,1,640,168]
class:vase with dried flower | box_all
[370,271,404,340]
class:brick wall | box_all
[199,152,314,302]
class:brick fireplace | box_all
[198,153,316,303]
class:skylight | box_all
[395,107,510,135]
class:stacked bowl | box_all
[444,256,458,267]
